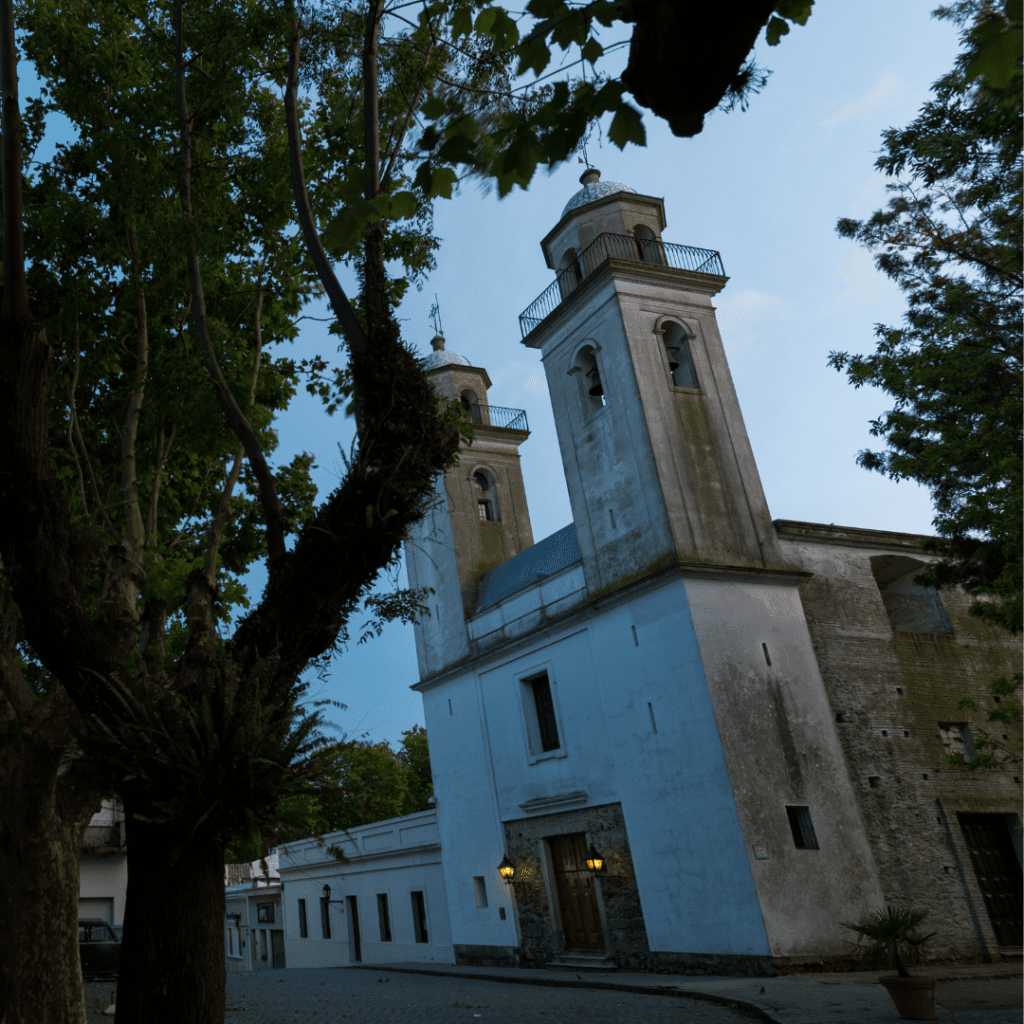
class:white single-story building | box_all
[277,809,461,968]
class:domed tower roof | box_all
[561,168,637,219]
[423,334,470,371]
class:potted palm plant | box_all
[841,906,938,1020]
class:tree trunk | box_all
[113,814,225,1024]
[0,713,95,1024]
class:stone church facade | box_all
[402,170,1022,976]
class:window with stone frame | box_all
[520,671,562,755]
[473,469,500,522]
[785,806,820,850]
[938,722,975,762]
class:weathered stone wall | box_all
[453,944,518,967]
[776,521,1022,966]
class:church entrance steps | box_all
[544,951,618,971]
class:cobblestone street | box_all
[85,968,757,1023]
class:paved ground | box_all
[82,963,1023,1023]
[85,969,756,1023]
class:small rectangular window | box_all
[227,926,236,957]
[411,891,428,943]
[256,902,274,923]
[472,876,488,908]
[786,806,820,850]
[377,894,392,942]
[939,722,974,761]
[478,500,493,521]
[531,675,560,752]
[298,899,308,939]
[320,896,331,939]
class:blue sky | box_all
[21,2,964,747]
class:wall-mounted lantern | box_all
[584,844,606,876]
[497,855,516,885]
[322,884,342,904]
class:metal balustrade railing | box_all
[83,824,124,850]
[461,403,529,432]
[518,233,725,337]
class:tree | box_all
[830,0,1022,776]
[829,0,1022,634]
[397,723,434,814]
[0,0,484,1020]
[410,0,817,197]
[226,726,435,860]
[0,1,839,1020]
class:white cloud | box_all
[830,245,902,308]
[822,73,899,127]
[716,289,792,331]
[489,361,549,403]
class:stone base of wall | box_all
[454,944,519,968]
[772,948,998,975]
[615,951,776,977]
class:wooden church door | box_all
[549,834,604,950]
[958,814,1023,947]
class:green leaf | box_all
[418,125,441,151]
[420,95,447,120]
[517,36,552,77]
[581,37,603,65]
[414,163,459,199]
[436,135,479,164]
[486,8,520,50]
[474,6,497,36]
[451,4,473,39]
[773,0,814,25]
[765,15,790,46]
[607,103,646,149]
[965,17,1023,89]
[387,191,418,219]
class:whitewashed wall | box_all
[278,810,454,968]
[420,570,775,958]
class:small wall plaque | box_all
[752,846,770,860]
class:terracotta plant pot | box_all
[878,974,937,1020]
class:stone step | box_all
[545,953,618,972]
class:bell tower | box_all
[404,336,534,679]
[519,169,787,598]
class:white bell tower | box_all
[519,168,787,598]
[404,336,534,679]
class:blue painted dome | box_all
[423,334,470,370]
[561,169,637,219]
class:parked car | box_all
[79,919,120,978]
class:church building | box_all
[399,170,1022,976]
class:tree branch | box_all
[379,36,436,191]
[102,219,151,625]
[284,0,367,359]
[65,298,92,521]
[175,0,287,570]
[144,419,176,545]
[0,0,29,321]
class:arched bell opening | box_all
[460,389,483,424]
[662,321,699,390]
[572,344,606,414]
[633,224,665,265]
